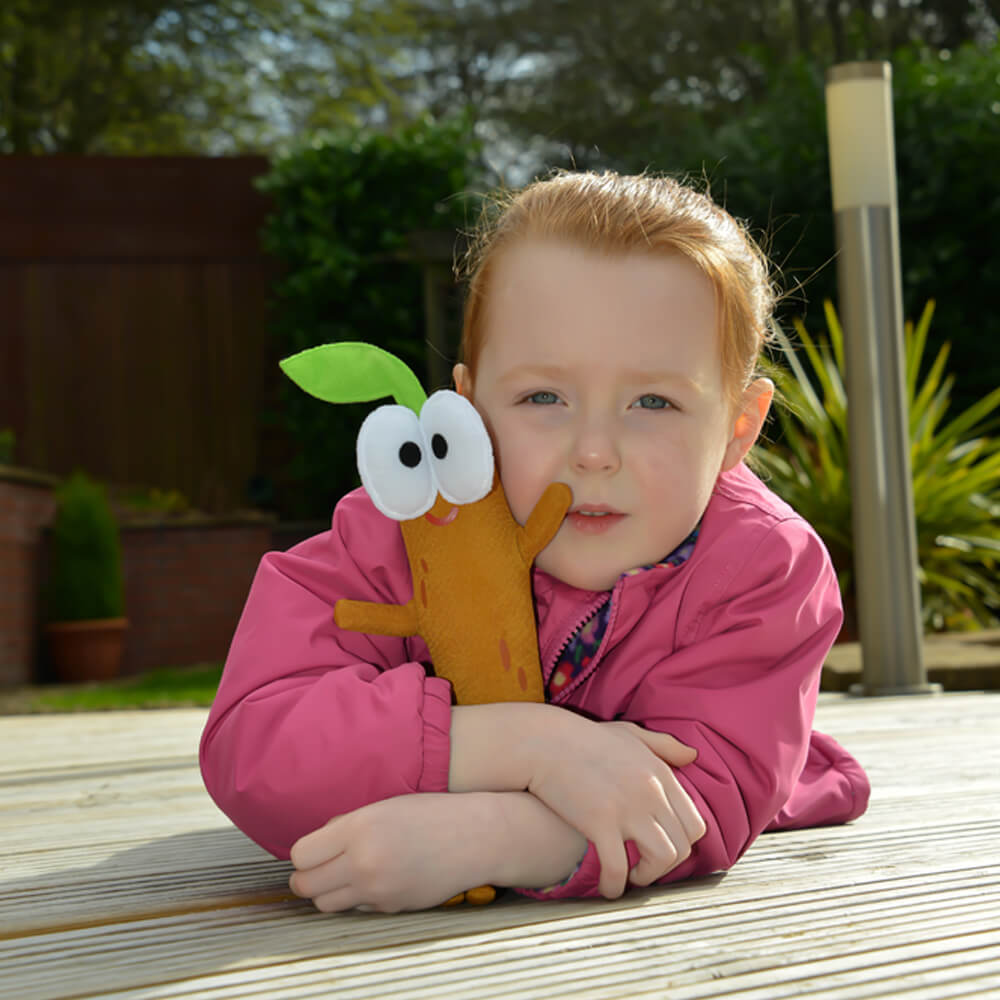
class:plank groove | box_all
[2,693,999,999]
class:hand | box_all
[526,717,707,899]
[289,793,498,913]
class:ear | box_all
[720,378,774,472]
[453,363,473,399]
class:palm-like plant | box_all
[757,301,1000,632]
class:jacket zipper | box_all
[543,580,626,701]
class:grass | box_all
[0,663,223,714]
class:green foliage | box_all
[757,301,1000,632]
[48,472,125,622]
[666,42,1000,417]
[1,663,223,714]
[0,429,14,464]
[257,115,481,518]
[0,0,416,153]
[405,0,995,172]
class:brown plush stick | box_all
[334,477,571,906]
[335,478,571,704]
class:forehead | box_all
[479,239,721,379]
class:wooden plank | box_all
[1,694,999,1000]
[0,157,271,260]
[0,157,277,512]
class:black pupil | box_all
[431,433,448,460]
[398,441,422,468]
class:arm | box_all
[553,517,845,899]
[334,597,419,636]
[449,702,705,897]
[518,482,573,562]
[446,516,843,902]
[199,490,453,859]
[288,700,704,910]
[289,790,589,912]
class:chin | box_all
[549,564,622,593]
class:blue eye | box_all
[634,394,671,410]
[526,391,560,405]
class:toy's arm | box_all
[518,482,573,563]
[335,598,420,638]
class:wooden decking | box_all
[2,692,999,999]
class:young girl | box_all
[200,170,870,913]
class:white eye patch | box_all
[356,391,493,521]
[356,405,436,520]
[418,391,494,506]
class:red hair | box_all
[458,171,774,406]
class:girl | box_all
[200,171,870,913]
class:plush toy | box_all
[281,342,572,903]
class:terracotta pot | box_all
[44,618,129,683]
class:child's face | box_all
[456,240,770,592]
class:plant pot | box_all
[44,618,129,684]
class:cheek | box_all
[632,427,717,502]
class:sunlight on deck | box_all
[2,693,999,999]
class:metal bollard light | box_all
[824,61,940,696]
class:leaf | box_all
[763,300,1000,630]
[905,300,936,401]
[280,342,428,414]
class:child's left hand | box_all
[288,793,499,913]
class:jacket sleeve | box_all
[199,490,454,859]
[519,515,846,900]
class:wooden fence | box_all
[0,156,276,513]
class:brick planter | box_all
[0,467,58,686]
[118,514,275,676]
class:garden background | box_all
[1,1,998,692]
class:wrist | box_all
[492,792,588,889]
[455,792,514,891]
[448,703,553,793]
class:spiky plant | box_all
[757,301,1000,631]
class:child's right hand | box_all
[449,703,707,899]
[525,715,707,898]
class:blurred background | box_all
[1,1,998,688]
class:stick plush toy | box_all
[281,343,572,904]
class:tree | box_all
[0,0,415,154]
[397,0,998,174]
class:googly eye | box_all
[418,390,494,506]
[356,405,436,520]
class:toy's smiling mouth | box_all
[425,505,459,526]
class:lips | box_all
[566,505,625,535]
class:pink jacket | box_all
[200,462,869,899]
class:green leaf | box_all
[280,342,428,414]
[763,301,1000,631]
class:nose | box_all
[570,419,621,474]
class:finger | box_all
[311,885,365,913]
[290,823,343,871]
[595,837,630,899]
[636,728,697,767]
[627,821,678,887]
[657,768,707,844]
[289,854,350,901]
[657,805,695,864]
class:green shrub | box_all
[641,41,1000,418]
[757,301,1000,632]
[256,115,482,520]
[48,472,125,622]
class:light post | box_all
[824,61,939,696]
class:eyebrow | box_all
[497,365,704,395]
[623,369,705,393]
